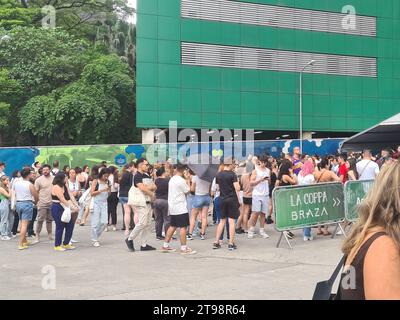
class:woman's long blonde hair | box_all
[342,161,400,262]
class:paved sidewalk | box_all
[0,215,344,300]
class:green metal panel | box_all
[344,180,375,222]
[137,0,400,131]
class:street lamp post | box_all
[299,60,315,154]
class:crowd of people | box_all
[0,145,399,254]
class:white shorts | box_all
[252,196,269,214]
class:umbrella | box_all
[186,153,220,183]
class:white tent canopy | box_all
[340,113,400,152]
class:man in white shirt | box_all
[248,154,271,239]
[162,164,196,255]
[356,149,380,181]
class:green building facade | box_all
[136,0,400,132]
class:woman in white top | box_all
[297,160,316,241]
[90,167,111,247]
[14,168,38,250]
[68,168,81,201]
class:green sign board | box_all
[273,182,345,232]
[344,180,374,222]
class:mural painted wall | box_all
[0,139,343,176]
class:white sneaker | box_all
[260,230,270,239]
[70,239,78,243]
[247,232,254,239]
[303,236,314,241]
[11,234,17,239]
[1,236,11,241]
[31,238,40,244]
[92,241,100,247]
[104,226,109,232]
[336,229,343,235]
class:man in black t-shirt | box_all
[125,158,157,252]
[213,158,242,251]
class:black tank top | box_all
[278,174,292,187]
[52,185,71,201]
[338,232,387,300]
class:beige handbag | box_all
[128,185,146,207]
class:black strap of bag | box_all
[312,255,346,300]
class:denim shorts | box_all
[119,197,129,204]
[192,194,211,209]
[16,201,34,221]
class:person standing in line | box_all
[211,163,230,244]
[51,172,80,251]
[51,161,60,176]
[10,170,21,237]
[347,158,359,181]
[339,162,400,300]
[33,164,54,243]
[0,162,6,178]
[78,165,100,226]
[119,162,135,235]
[356,149,380,181]
[267,161,278,225]
[297,160,316,241]
[247,155,271,240]
[14,168,38,250]
[187,175,211,240]
[76,167,87,193]
[277,160,297,240]
[330,156,340,176]
[213,158,242,251]
[338,154,349,184]
[125,158,157,252]
[27,168,38,238]
[67,168,82,201]
[292,147,303,175]
[0,176,12,240]
[154,166,171,241]
[82,165,90,181]
[106,166,119,232]
[376,149,392,168]
[62,165,70,175]
[161,164,196,255]
[90,168,111,247]
[237,165,253,234]
[314,158,341,236]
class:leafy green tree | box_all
[0,0,40,29]
[0,27,90,98]
[19,54,135,145]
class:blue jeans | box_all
[0,199,12,237]
[303,227,312,238]
[91,202,108,241]
[214,197,230,240]
[51,202,75,247]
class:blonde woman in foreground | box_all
[339,161,400,300]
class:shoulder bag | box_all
[312,255,346,300]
